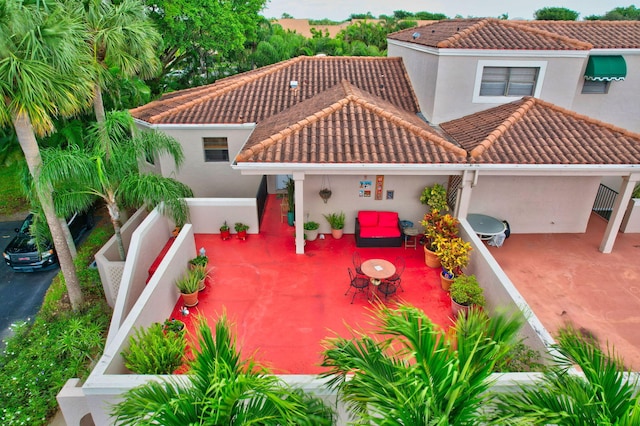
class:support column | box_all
[293,173,305,254]
[600,174,640,253]
[454,170,477,219]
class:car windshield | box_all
[18,216,34,234]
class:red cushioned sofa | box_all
[355,211,403,247]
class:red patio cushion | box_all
[378,211,398,228]
[358,211,379,227]
[359,226,401,238]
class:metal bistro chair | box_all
[352,251,365,276]
[346,267,369,303]
[377,280,398,301]
[385,256,406,293]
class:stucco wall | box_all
[297,174,449,234]
[387,43,439,120]
[571,54,640,133]
[150,126,263,197]
[468,175,600,233]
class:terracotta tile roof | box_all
[523,20,640,49]
[236,81,467,163]
[390,18,640,50]
[440,97,640,165]
[130,56,419,124]
[388,18,592,50]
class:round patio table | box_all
[466,213,506,240]
[361,259,396,302]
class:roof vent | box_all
[289,80,298,89]
[412,32,420,39]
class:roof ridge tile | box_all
[236,97,350,162]
[437,19,490,48]
[469,97,536,158]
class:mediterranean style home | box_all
[58,19,640,425]
[131,18,640,255]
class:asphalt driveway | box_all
[0,218,58,350]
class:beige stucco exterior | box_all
[388,40,640,132]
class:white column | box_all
[293,173,305,254]
[600,174,640,253]
[454,170,477,219]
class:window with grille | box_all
[479,67,539,97]
[203,137,229,162]
[581,80,609,94]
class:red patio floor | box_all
[170,196,453,375]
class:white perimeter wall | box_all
[469,175,601,233]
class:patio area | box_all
[169,196,453,375]
[487,213,640,371]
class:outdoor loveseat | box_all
[355,211,403,248]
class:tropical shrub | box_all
[121,323,186,375]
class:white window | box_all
[581,80,609,94]
[473,60,547,103]
[203,137,229,162]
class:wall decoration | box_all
[359,180,372,197]
[386,190,394,200]
[375,175,384,200]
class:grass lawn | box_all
[0,162,29,216]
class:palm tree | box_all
[111,315,334,425]
[321,304,524,425]
[0,0,94,311]
[72,0,161,123]
[40,111,193,260]
[489,326,640,425]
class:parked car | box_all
[2,210,94,272]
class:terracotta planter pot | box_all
[220,229,231,240]
[424,245,441,268]
[440,271,454,291]
[451,298,470,317]
[331,228,344,239]
[181,291,198,307]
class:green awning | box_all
[584,55,627,81]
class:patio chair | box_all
[385,256,405,292]
[352,251,365,276]
[346,267,369,304]
[377,280,398,301]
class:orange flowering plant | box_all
[421,210,460,250]
[434,235,472,277]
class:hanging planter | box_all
[319,176,332,203]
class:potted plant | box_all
[323,211,345,239]
[420,211,460,268]
[449,274,486,317]
[419,183,448,212]
[234,222,249,240]
[189,254,208,269]
[162,318,185,334]
[303,221,320,241]
[319,187,332,203]
[191,264,208,291]
[434,235,472,291]
[220,221,231,240]
[176,271,200,306]
[121,322,186,374]
[286,177,295,226]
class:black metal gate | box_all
[592,183,618,220]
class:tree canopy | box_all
[534,6,580,20]
[585,5,640,20]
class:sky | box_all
[261,0,625,21]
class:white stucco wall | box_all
[296,174,449,234]
[144,125,263,198]
[571,54,640,133]
[468,175,601,233]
